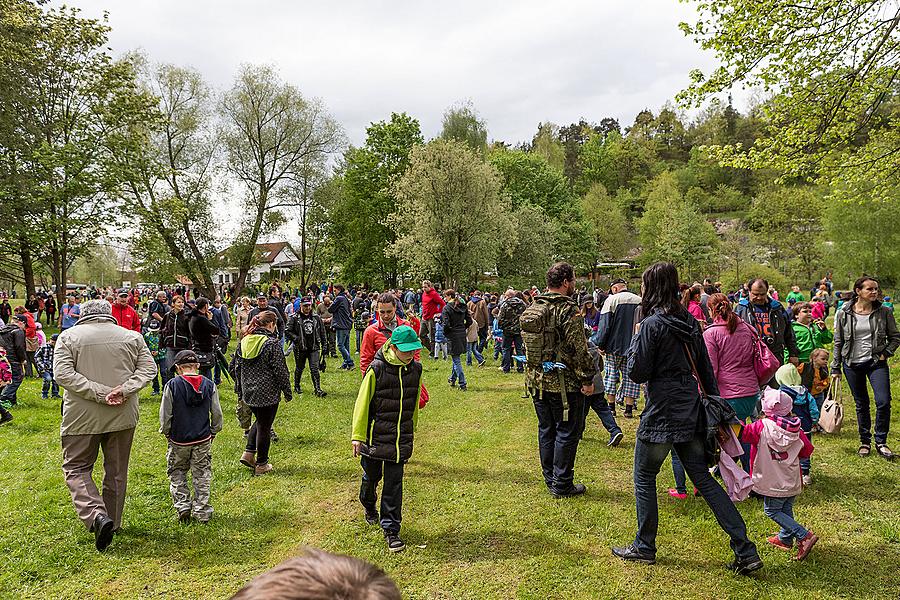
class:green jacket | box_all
[524,292,597,393]
[786,291,806,304]
[790,321,833,362]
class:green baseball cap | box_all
[390,325,423,352]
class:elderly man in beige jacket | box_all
[54,299,157,551]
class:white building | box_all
[215,242,301,285]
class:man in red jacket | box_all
[111,291,142,332]
[419,280,445,356]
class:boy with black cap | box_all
[159,349,223,523]
[351,325,424,553]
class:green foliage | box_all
[439,101,488,154]
[718,261,791,298]
[332,112,423,286]
[747,186,825,281]
[530,122,566,172]
[496,204,555,281]
[581,184,632,265]
[488,149,571,213]
[577,130,655,195]
[825,191,900,287]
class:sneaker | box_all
[611,544,656,565]
[767,535,792,551]
[41,394,48,399]
[607,431,624,448]
[254,463,274,476]
[448,378,456,388]
[802,474,812,486]
[0,410,12,425]
[478,360,486,367]
[795,532,818,560]
[667,489,688,500]
[270,429,279,442]
[314,389,327,397]
[459,386,467,392]
[727,555,764,575]
[551,483,586,498]
[364,510,379,525]
[385,532,406,553]
[623,406,633,419]
[240,451,256,469]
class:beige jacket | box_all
[54,314,157,436]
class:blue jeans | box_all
[843,359,892,445]
[336,329,354,368]
[466,341,484,366]
[632,435,757,559]
[355,328,363,352]
[534,391,586,493]
[584,394,622,436]
[449,355,467,388]
[0,362,23,409]
[41,371,59,398]
[493,337,503,360]
[671,451,687,494]
[502,332,524,373]
[763,495,808,544]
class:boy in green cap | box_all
[351,324,423,553]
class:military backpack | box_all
[519,297,558,369]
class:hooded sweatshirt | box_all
[159,374,223,445]
[742,415,813,497]
[228,330,292,407]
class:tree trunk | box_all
[18,236,36,299]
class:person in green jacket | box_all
[786,286,807,306]
[351,325,423,554]
[789,302,833,362]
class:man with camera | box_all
[736,278,800,384]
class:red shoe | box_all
[667,489,688,500]
[795,532,818,560]
[767,535,792,551]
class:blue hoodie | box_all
[779,384,820,432]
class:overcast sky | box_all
[67,0,726,147]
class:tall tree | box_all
[581,183,632,274]
[389,139,511,288]
[530,122,566,172]
[332,112,423,286]
[747,187,825,280]
[825,190,900,286]
[220,64,344,299]
[488,148,571,213]
[440,101,488,154]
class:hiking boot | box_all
[240,451,256,469]
[314,389,327,397]
[795,532,818,560]
[385,532,405,553]
[667,489,688,500]
[178,511,192,524]
[0,410,12,425]
[92,514,115,552]
[254,463,274,476]
[364,509,379,526]
[727,555,763,575]
[551,483,586,498]
[607,431,624,448]
[767,535,792,551]
[623,406,634,419]
[611,544,656,565]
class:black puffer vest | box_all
[363,349,422,463]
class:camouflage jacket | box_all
[524,292,597,393]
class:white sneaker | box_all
[802,474,812,486]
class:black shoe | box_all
[551,483,586,498]
[0,410,12,425]
[385,532,406,553]
[365,509,379,525]
[623,407,634,419]
[728,555,764,576]
[294,386,302,395]
[178,511,192,524]
[93,514,115,552]
[612,544,656,565]
[314,389,327,397]
[270,429,279,442]
[448,377,456,388]
[608,431,624,448]
[608,403,617,416]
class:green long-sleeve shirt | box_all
[790,321,833,362]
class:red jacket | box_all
[360,315,428,408]
[19,311,36,339]
[421,288,446,321]
[111,303,142,332]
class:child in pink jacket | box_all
[742,388,817,560]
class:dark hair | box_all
[195,297,210,312]
[244,309,278,337]
[708,293,738,333]
[444,289,457,300]
[747,278,769,291]
[376,292,396,306]
[231,548,400,600]
[680,285,701,308]
[851,276,878,302]
[703,284,717,296]
[335,284,345,293]
[791,301,810,317]
[641,262,683,316]
[546,262,574,289]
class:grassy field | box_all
[1,318,899,598]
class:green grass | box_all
[1,322,899,598]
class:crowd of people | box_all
[0,264,896,585]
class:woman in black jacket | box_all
[611,262,761,575]
[441,290,472,391]
[188,297,221,379]
[230,310,292,475]
[160,295,191,387]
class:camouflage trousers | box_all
[236,397,252,431]
[166,439,213,521]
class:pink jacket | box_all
[703,319,760,399]
[742,416,813,498]
[687,301,704,323]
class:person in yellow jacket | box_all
[351,325,422,553]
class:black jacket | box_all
[0,302,12,324]
[0,325,26,364]
[441,301,471,356]
[188,311,220,353]
[628,308,720,443]
[329,293,353,330]
[161,309,191,351]
[735,297,798,363]
[364,348,422,463]
[286,311,326,353]
[249,306,285,336]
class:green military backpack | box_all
[519,297,558,369]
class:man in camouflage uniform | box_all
[524,262,597,498]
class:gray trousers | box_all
[166,439,213,521]
[421,318,436,355]
[61,427,135,530]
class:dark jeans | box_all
[359,455,404,534]
[0,362,23,409]
[336,328,353,368]
[477,325,488,352]
[671,451,687,494]
[41,371,59,398]
[420,318,436,355]
[502,332,524,373]
[632,435,757,560]
[245,403,279,465]
[843,359,892,445]
[534,391,586,493]
[584,394,622,436]
[293,349,321,391]
[325,327,336,357]
[151,359,164,393]
[355,328,364,352]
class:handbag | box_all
[818,378,844,434]
[683,342,737,468]
[745,322,779,385]
[194,351,216,370]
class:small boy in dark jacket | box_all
[35,333,60,399]
[351,325,423,553]
[160,350,223,523]
[584,334,624,448]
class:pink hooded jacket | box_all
[703,319,759,399]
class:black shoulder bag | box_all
[682,341,737,468]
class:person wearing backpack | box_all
[520,263,596,498]
[498,290,526,374]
